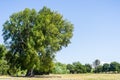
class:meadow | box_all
[1,74,120,80]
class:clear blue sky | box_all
[1,0,120,64]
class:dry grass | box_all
[0,74,120,80]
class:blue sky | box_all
[1,0,120,64]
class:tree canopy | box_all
[2,6,73,76]
[52,62,69,74]
[93,59,100,68]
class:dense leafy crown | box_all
[2,7,73,72]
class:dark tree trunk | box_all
[7,70,11,75]
[25,69,34,77]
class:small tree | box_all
[94,65,103,73]
[109,62,119,73]
[73,62,86,73]
[85,64,92,73]
[102,63,110,72]
[52,62,69,74]
[67,64,75,74]
[93,59,100,68]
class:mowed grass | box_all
[1,74,120,80]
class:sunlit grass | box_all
[0,74,120,80]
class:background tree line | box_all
[52,59,120,74]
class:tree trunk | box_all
[25,69,34,77]
[7,70,11,75]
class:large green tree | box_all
[3,7,73,76]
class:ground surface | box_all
[0,74,120,80]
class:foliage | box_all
[2,6,73,76]
[67,64,75,74]
[52,62,69,74]
[109,62,120,72]
[85,64,92,73]
[0,59,9,75]
[67,62,87,74]
[0,44,9,75]
[0,44,7,59]
[94,65,103,73]
[93,59,100,68]
[92,62,120,73]
[102,63,110,72]
[73,62,86,73]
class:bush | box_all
[52,62,69,74]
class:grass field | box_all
[1,74,120,80]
